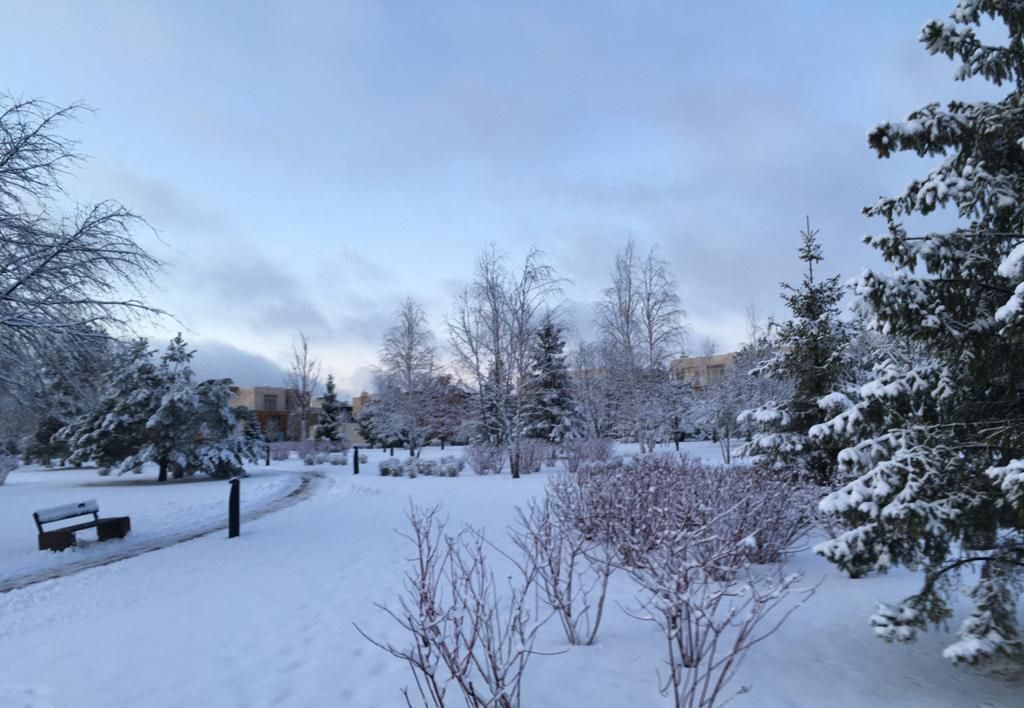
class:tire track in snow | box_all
[0,469,330,594]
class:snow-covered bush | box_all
[268,443,291,461]
[516,438,547,475]
[568,454,814,571]
[380,458,401,477]
[403,458,419,479]
[466,443,506,475]
[313,451,329,465]
[357,505,544,708]
[359,453,368,464]
[302,454,316,466]
[327,451,347,466]
[417,459,438,476]
[0,454,17,485]
[549,453,813,706]
[563,437,614,474]
[437,455,465,477]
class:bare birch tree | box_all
[375,297,443,456]
[0,95,162,394]
[285,332,321,440]
[595,239,686,451]
[447,245,561,477]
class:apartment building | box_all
[228,386,321,440]
[671,352,737,388]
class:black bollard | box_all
[409,446,414,457]
[265,443,271,466]
[228,478,240,538]
[389,446,394,457]
[441,438,445,450]
[353,446,360,475]
[675,438,680,452]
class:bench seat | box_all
[33,501,131,552]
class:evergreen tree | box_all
[315,374,347,447]
[814,1,1024,667]
[63,339,162,473]
[739,220,853,484]
[521,317,579,442]
[148,334,202,481]
[64,335,257,480]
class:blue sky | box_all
[1,1,999,395]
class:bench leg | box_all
[97,517,131,541]
[38,530,76,552]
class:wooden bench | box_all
[32,500,131,552]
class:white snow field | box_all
[0,443,1018,708]
[0,463,307,592]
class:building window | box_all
[263,394,279,411]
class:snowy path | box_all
[0,445,1019,708]
[0,468,326,594]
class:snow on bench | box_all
[33,499,99,524]
[32,499,130,552]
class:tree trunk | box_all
[158,460,168,483]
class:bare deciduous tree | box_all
[447,245,561,477]
[0,95,163,394]
[595,239,686,451]
[285,332,321,440]
[375,297,444,456]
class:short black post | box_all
[675,437,680,452]
[228,478,240,538]
[353,446,360,475]
[265,443,271,466]
[389,446,394,457]
[441,437,445,451]
[409,445,414,457]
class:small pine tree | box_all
[315,374,347,447]
[739,220,853,484]
[63,339,162,473]
[148,334,201,481]
[521,317,580,443]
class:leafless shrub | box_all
[438,455,465,477]
[0,454,16,485]
[357,505,546,708]
[627,542,811,708]
[511,495,614,645]
[562,437,614,474]
[565,455,814,572]
[516,438,548,475]
[549,453,815,707]
[268,442,291,461]
[466,443,506,475]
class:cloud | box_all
[191,340,287,386]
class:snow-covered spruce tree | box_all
[739,220,853,484]
[315,374,347,447]
[64,335,255,480]
[62,339,162,473]
[813,1,1024,667]
[521,315,580,443]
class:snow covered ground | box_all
[0,443,1017,708]
[0,463,304,589]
